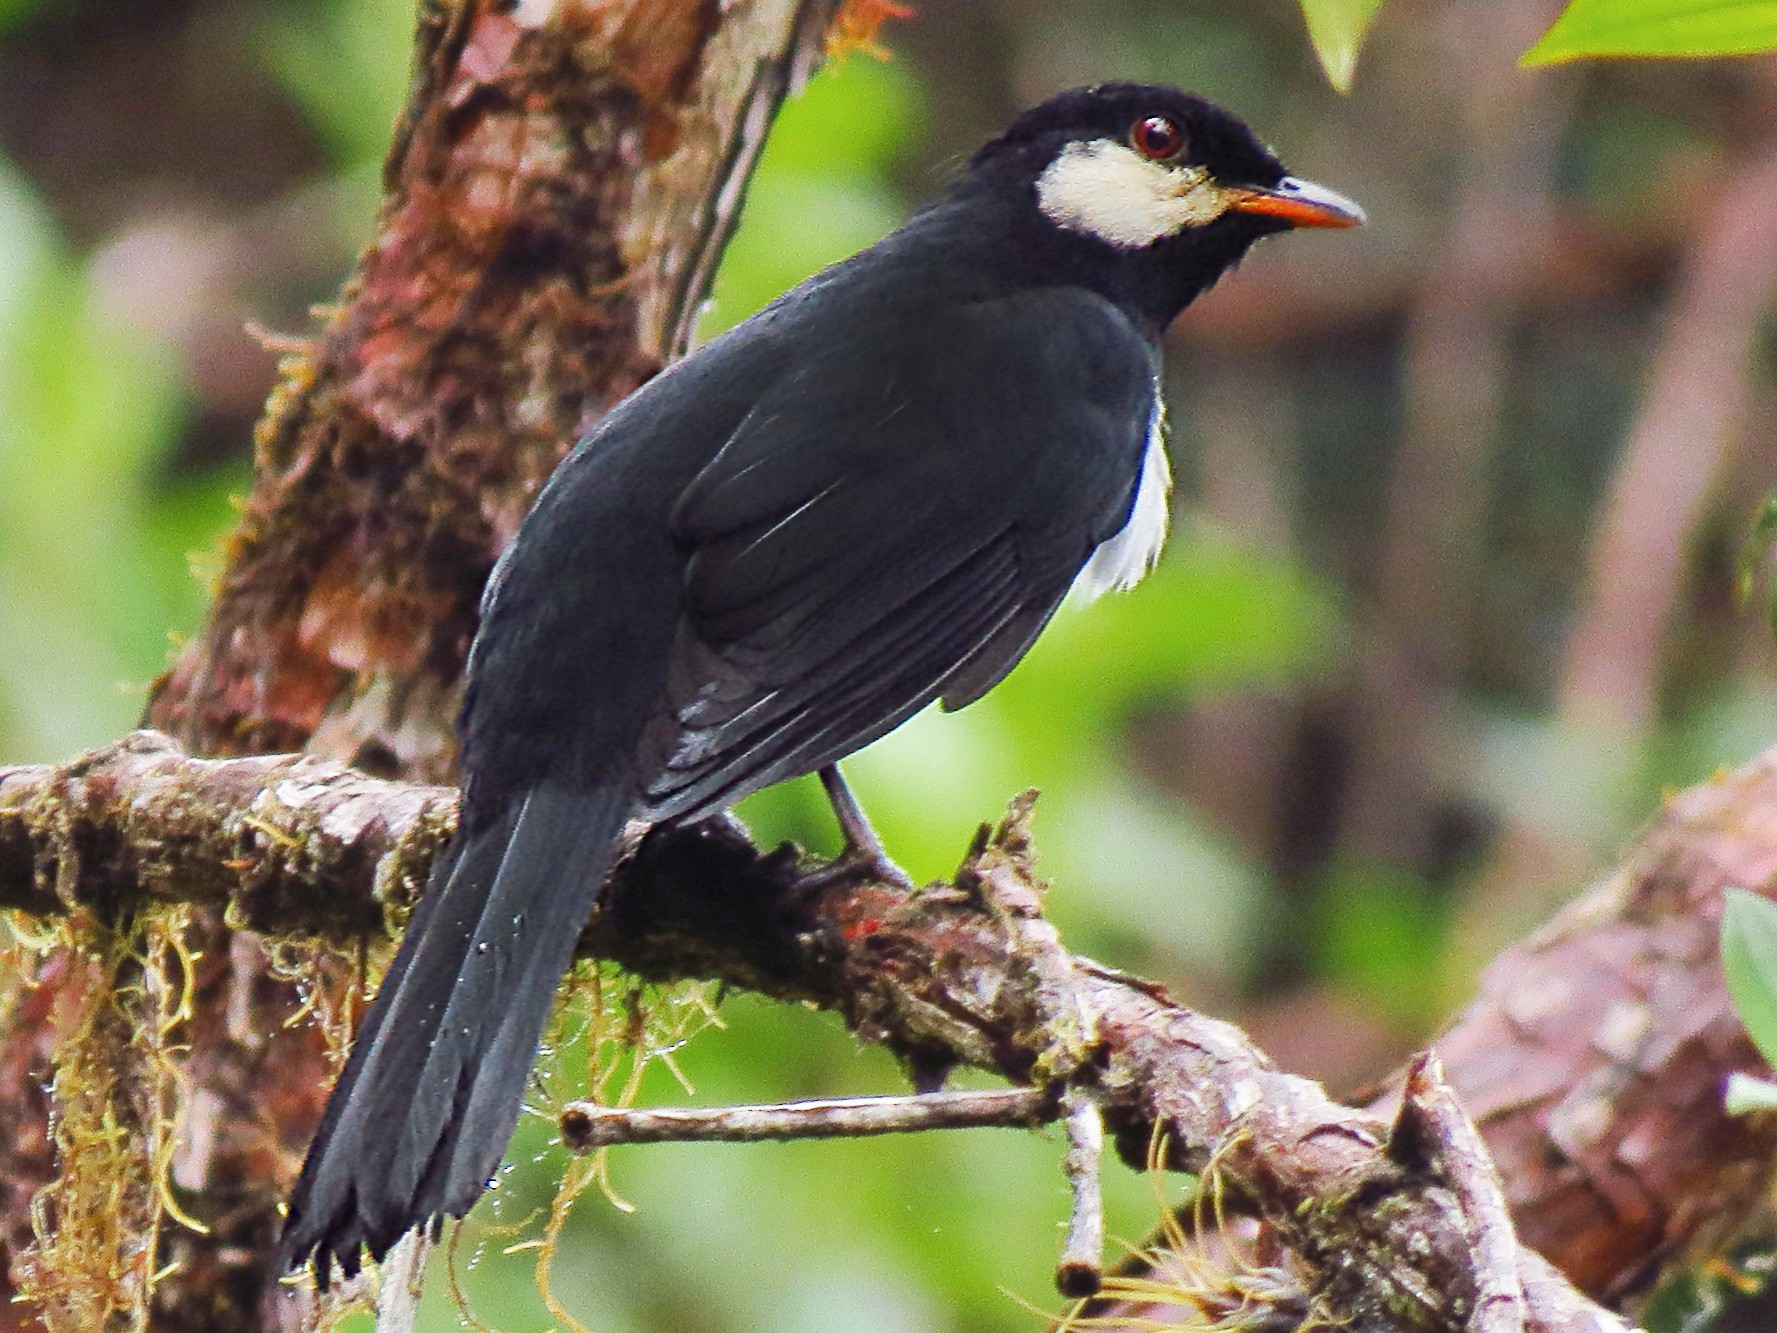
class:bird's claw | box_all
[800,841,914,891]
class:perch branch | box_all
[0,732,1670,1333]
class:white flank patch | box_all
[1074,399,1172,601]
[510,0,561,26]
[1036,140,1234,248]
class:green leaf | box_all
[1524,0,1777,65]
[1298,0,1387,91]
[1737,491,1777,645]
[1721,888,1777,1068]
[1317,859,1448,1027]
[1725,1072,1777,1115]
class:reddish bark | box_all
[1090,753,1777,1330]
[1425,756,1777,1301]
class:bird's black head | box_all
[954,84,1363,329]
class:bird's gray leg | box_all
[810,764,913,888]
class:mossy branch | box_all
[0,730,1685,1332]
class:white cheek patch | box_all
[1074,398,1172,602]
[1036,140,1235,248]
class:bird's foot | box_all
[799,839,914,891]
[804,765,914,890]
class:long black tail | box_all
[279,780,633,1282]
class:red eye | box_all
[1131,115,1184,160]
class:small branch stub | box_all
[1057,1086,1106,1299]
[1392,1052,1527,1333]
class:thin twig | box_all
[1057,1086,1106,1298]
[372,1231,428,1333]
[558,1088,1054,1152]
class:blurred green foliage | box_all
[0,0,37,38]
[0,160,236,762]
[262,0,413,167]
[1739,493,1777,646]
[4,1,1777,1329]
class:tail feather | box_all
[280,780,634,1282]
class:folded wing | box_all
[643,286,1161,820]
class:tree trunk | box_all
[0,1,846,1326]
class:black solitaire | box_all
[281,82,1364,1281]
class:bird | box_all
[280,81,1363,1281]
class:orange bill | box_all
[1226,176,1366,229]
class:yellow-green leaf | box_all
[1298,0,1387,91]
[1722,888,1777,1069]
[1725,1072,1777,1116]
[1524,0,1777,65]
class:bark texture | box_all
[1429,761,1777,1301]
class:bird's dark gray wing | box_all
[641,286,1160,819]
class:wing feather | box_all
[642,287,1161,823]
[646,532,1030,814]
